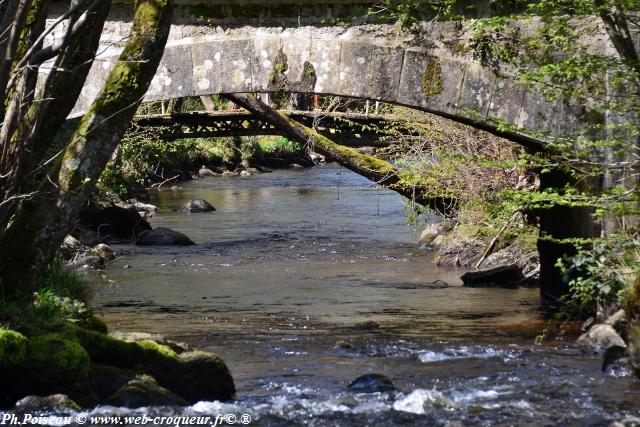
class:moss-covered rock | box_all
[77,315,109,334]
[0,329,27,369]
[173,351,235,402]
[25,334,90,390]
[68,327,235,402]
[106,374,187,408]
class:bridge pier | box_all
[537,169,601,303]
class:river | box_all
[89,163,639,426]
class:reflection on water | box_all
[91,164,639,425]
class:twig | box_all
[156,174,179,190]
[475,211,520,269]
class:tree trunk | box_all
[0,0,174,298]
[224,94,453,211]
[0,0,112,231]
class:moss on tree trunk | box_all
[0,0,174,298]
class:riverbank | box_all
[100,134,321,200]
[0,258,235,410]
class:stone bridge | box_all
[48,0,608,300]
[55,0,605,152]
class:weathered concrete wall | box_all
[64,21,595,145]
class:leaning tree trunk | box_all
[0,0,174,298]
[224,94,453,211]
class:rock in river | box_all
[106,374,187,408]
[577,324,626,356]
[135,227,195,246]
[183,199,216,213]
[15,394,80,413]
[346,374,397,394]
[461,264,524,288]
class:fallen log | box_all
[223,94,455,212]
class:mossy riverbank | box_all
[0,262,234,409]
[100,133,314,199]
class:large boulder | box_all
[106,374,187,408]
[15,395,80,412]
[436,236,484,267]
[183,199,216,213]
[461,264,524,288]
[22,334,90,396]
[70,328,235,403]
[135,228,195,246]
[576,324,626,356]
[172,351,236,402]
[78,205,151,242]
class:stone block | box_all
[488,76,525,126]
[338,42,373,98]
[458,63,497,119]
[365,45,404,101]
[218,39,255,93]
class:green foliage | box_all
[258,136,303,156]
[37,256,86,300]
[468,17,520,70]
[100,129,225,197]
[557,235,640,316]
[0,257,93,334]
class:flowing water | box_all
[86,164,638,426]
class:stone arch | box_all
[70,30,591,152]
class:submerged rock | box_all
[353,320,381,330]
[15,394,80,412]
[135,227,195,246]
[347,374,397,393]
[461,265,524,288]
[576,324,626,355]
[335,340,354,350]
[183,199,216,213]
[107,374,187,408]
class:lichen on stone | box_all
[422,58,444,98]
